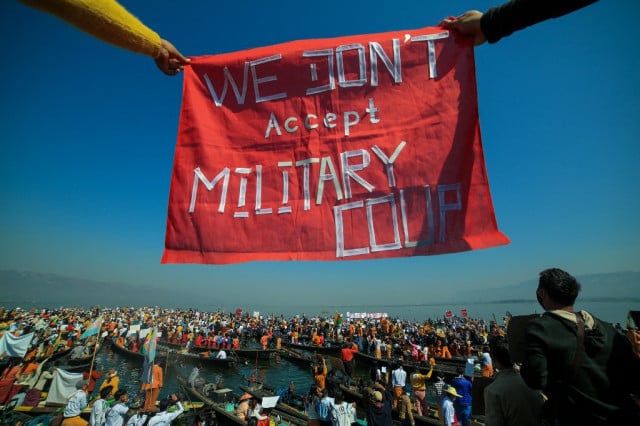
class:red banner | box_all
[162,26,509,264]
[461,309,468,318]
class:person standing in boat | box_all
[441,386,462,426]
[341,341,358,387]
[391,362,407,409]
[450,369,473,426]
[366,382,393,426]
[90,385,113,426]
[410,364,434,417]
[140,364,163,412]
[62,379,90,426]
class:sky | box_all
[1,0,639,308]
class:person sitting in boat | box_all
[215,349,227,359]
[235,392,253,420]
[247,396,269,426]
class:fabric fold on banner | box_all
[163,25,509,264]
[0,332,34,358]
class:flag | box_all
[80,315,103,339]
[461,309,468,318]
[445,310,452,318]
[162,25,509,265]
[141,327,157,384]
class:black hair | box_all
[488,338,511,368]
[538,268,581,306]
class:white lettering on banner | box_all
[334,184,462,258]
[190,140,410,214]
[264,98,381,138]
[201,33,448,107]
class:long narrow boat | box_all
[238,382,308,422]
[165,347,238,368]
[353,351,482,378]
[280,341,342,355]
[109,339,236,368]
[159,341,279,360]
[176,375,307,426]
[339,384,442,426]
[108,339,168,363]
[275,348,315,368]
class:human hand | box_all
[440,11,486,46]
[154,39,191,76]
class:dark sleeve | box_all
[480,0,599,43]
[520,318,549,391]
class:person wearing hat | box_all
[366,382,393,426]
[89,385,113,426]
[99,369,119,395]
[441,386,462,426]
[235,392,253,421]
[105,389,130,426]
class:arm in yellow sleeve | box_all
[20,0,163,58]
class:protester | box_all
[521,268,640,424]
[147,394,184,426]
[316,388,333,426]
[410,365,433,416]
[366,382,393,426]
[330,391,357,426]
[100,369,120,395]
[340,341,358,387]
[441,386,461,426]
[90,385,113,426]
[83,366,103,396]
[62,380,90,426]
[19,0,189,75]
[235,392,252,421]
[396,387,415,426]
[483,338,543,426]
[390,362,406,409]
[105,389,130,426]
[140,364,163,412]
[440,0,599,45]
[450,369,473,426]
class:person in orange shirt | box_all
[313,355,328,391]
[140,364,163,412]
[260,334,269,350]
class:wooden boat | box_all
[339,383,442,426]
[168,349,238,368]
[108,338,168,363]
[276,348,315,368]
[353,351,482,378]
[176,375,307,426]
[238,382,307,422]
[280,341,342,355]
[158,341,279,360]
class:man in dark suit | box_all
[521,268,640,425]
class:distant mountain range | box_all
[0,269,638,310]
[460,271,640,303]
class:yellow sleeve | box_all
[21,0,163,58]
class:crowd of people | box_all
[3,266,640,425]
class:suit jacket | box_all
[521,310,640,423]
